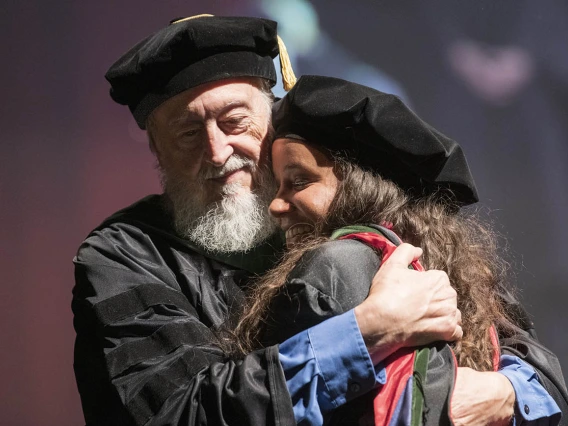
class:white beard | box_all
[161,155,278,253]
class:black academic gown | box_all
[73,196,567,425]
[72,195,293,426]
[262,239,568,425]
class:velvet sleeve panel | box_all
[72,221,294,426]
[262,239,380,347]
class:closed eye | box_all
[221,116,248,134]
[224,117,245,125]
[291,179,310,189]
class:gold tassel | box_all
[171,14,214,25]
[277,35,297,91]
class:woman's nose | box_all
[269,196,292,218]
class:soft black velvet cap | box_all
[273,75,479,205]
[106,16,279,129]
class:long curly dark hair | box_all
[230,154,518,372]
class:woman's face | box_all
[270,138,339,246]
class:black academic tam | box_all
[273,75,479,206]
[106,15,280,129]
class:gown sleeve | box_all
[261,239,381,346]
[262,239,383,426]
[72,224,295,426]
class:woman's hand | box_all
[451,367,516,426]
[354,243,462,363]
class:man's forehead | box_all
[170,101,251,125]
[188,78,262,102]
[158,79,263,123]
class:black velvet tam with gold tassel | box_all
[106,15,296,129]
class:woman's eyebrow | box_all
[283,163,306,172]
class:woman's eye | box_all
[292,179,309,189]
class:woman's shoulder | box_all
[286,239,381,307]
[300,238,379,266]
[262,239,382,344]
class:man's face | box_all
[149,78,277,253]
[151,78,271,204]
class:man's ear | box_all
[146,113,162,156]
[148,133,158,155]
[146,122,165,166]
[147,133,160,157]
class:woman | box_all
[229,75,565,425]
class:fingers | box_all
[364,242,462,348]
[448,309,463,341]
[384,243,423,268]
[450,324,463,341]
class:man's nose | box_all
[204,125,233,167]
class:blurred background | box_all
[1,1,566,424]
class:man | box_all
[72,15,565,426]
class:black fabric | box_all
[272,75,479,205]
[262,240,380,426]
[261,237,568,425]
[72,195,567,424]
[106,15,279,129]
[72,195,294,426]
[262,239,379,345]
[422,344,455,426]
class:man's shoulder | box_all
[72,194,212,301]
[75,194,178,263]
[97,194,169,232]
[74,194,252,275]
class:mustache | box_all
[199,155,257,180]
